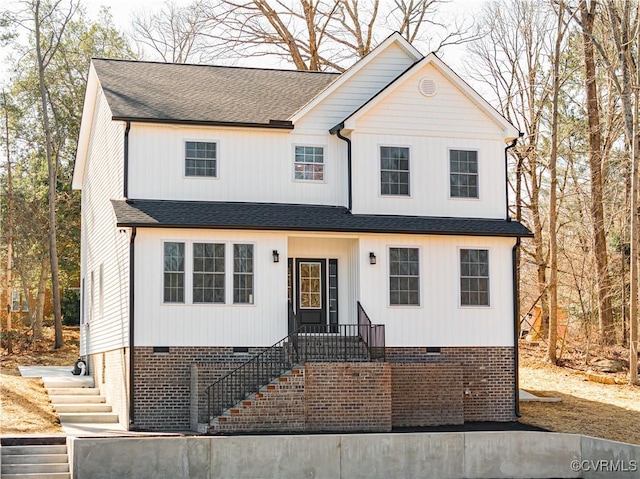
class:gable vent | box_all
[418,78,437,97]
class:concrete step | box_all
[58,412,118,423]
[49,394,105,404]
[1,474,70,479]
[42,377,94,389]
[1,463,69,474]
[1,445,67,456]
[53,403,112,413]
[47,387,100,396]
[1,454,68,465]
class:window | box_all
[193,243,225,303]
[294,146,324,181]
[90,271,94,320]
[99,263,104,317]
[233,244,254,304]
[389,247,420,305]
[450,149,478,198]
[11,290,27,312]
[460,249,490,306]
[380,146,410,195]
[164,242,185,303]
[185,141,217,177]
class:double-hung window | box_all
[389,247,420,305]
[380,146,410,196]
[294,146,324,181]
[164,242,185,303]
[193,243,225,303]
[233,244,254,304]
[460,249,490,306]
[450,149,478,198]
[185,141,217,177]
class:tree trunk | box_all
[34,0,64,348]
[547,0,565,364]
[3,90,14,354]
[580,0,614,344]
[33,255,49,340]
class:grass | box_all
[1,326,80,435]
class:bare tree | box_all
[2,90,14,353]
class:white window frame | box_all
[458,247,491,308]
[379,144,412,197]
[192,242,226,304]
[293,144,326,183]
[448,148,480,200]
[160,240,257,306]
[183,139,219,179]
[233,243,255,305]
[387,246,422,307]
[163,241,186,304]
[99,263,104,318]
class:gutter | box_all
[124,121,131,200]
[504,132,523,220]
[112,117,294,130]
[512,237,521,418]
[329,122,352,212]
[128,226,137,429]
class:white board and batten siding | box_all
[80,90,129,356]
[293,42,417,134]
[349,62,509,218]
[358,235,516,348]
[134,229,289,347]
[127,124,347,206]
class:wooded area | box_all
[0,0,638,383]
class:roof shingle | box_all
[111,200,533,237]
[92,59,338,126]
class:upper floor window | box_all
[380,146,410,196]
[389,247,420,306]
[294,146,324,181]
[185,141,217,177]
[460,248,489,306]
[164,242,185,303]
[450,149,478,198]
[193,243,225,304]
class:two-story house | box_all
[73,32,531,433]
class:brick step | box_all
[46,387,100,396]
[49,395,105,404]
[53,403,113,413]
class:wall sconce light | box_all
[272,250,280,263]
[369,252,377,265]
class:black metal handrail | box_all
[205,301,385,424]
[358,301,385,361]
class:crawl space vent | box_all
[418,78,437,97]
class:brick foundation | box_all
[391,363,463,427]
[133,345,515,431]
[387,346,516,422]
[305,362,391,432]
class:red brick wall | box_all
[215,369,305,433]
[386,346,516,422]
[304,362,392,432]
[391,363,463,427]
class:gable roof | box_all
[92,58,339,127]
[112,200,533,238]
[335,53,520,141]
[289,32,423,123]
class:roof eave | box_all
[114,220,533,238]
[111,117,295,130]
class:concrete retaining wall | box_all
[69,431,639,479]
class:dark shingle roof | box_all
[92,59,339,127]
[112,200,532,237]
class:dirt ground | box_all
[518,340,640,444]
[1,326,80,435]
